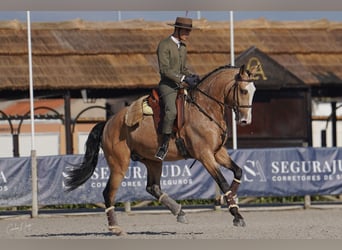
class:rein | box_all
[186,65,254,147]
[187,85,228,150]
[188,95,229,152]
[188,93,227,132]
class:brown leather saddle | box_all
[147,88,185,135]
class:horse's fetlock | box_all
[146,184,162,197]
[224,191,238,209]
[159,193,181,216]
[178,209,186,217]
[105,206,118,227]
[146,186,152,194]
[229,205,239,216]
[224,190,235,202]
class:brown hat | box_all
[168,16,197,30]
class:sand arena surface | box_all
[1,206,342,239]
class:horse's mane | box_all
[199,64,239,84]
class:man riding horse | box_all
[155,16,200,161]
[65,17,257,235]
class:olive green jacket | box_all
[157,36,192,88]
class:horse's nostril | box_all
[240,120,247,126]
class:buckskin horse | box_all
[65,64,257,236]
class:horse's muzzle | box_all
[238,119,248,126]
[236,108,252,126]
[237,113,252,125]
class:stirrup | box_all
[155,146,168,161]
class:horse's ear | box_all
[239,64,246,76]
[248,64,260,76]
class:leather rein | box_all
[197,77,254,114]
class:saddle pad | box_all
[125,95,149,127]
[143,100,153,115]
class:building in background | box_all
[0,18,341,157]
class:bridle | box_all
[187,72,254,148]
[228,75,255,118]
[192,72,254,122]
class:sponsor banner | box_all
[44,156,215,204]
[0,157,32,206]
[1,147,342,206]
[229,147,342,196]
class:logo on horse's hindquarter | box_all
[246,57,267,81]
[242,160,267,182]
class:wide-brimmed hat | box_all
[168,17,197,30]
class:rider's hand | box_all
[184,75,200,88]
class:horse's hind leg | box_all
[142,159,188,224]
[215,147,245,227]
[102,143,131,236]
[103,171,126,235]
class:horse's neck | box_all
[189,72,231,126]
[195,70,232,106]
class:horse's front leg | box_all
[215,147,245,226]
[143,160,188,224]
[216,170,245,227]
[202,150,246,227]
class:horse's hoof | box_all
[177,214,189,224]
[108,225,127,236]
[233,218,246,227]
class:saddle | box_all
[124,88,189,157]
[147,88,185,135]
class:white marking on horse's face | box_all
[247,82,256,123]
[239,81,256,125]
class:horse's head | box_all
[228,65,257,126]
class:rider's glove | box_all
[184,74,200,88]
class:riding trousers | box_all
[159,83,178,134]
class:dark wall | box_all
[226,89,311,148]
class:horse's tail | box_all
[64,121,107,192]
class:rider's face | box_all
[178,28,191,41]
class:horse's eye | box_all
[240,89,248,95]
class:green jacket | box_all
[157,36,192,88]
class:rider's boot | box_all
[155,133,171,160]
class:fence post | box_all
[304,195,311,209]
[124,201,131,213]
[31,150,38,217]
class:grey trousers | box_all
[159,83,178,134]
